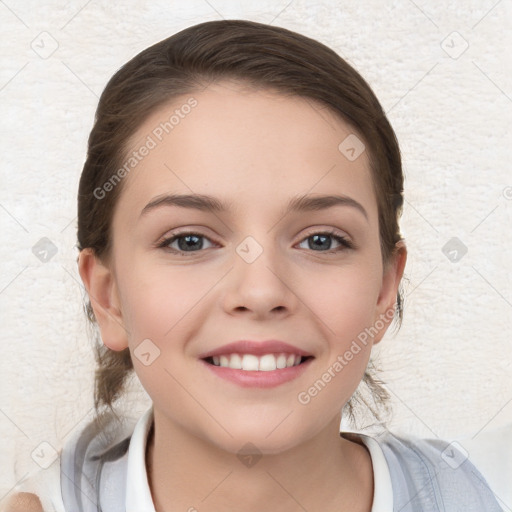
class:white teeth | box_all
[276,354,287,369]
[242,354,259,371]
[259,354,277,371]
[210,353,304,371]
[229,353,242,369]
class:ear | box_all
[78,248,129,351]
[372,240,407,345]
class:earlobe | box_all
[78,248,129,351]
[373,241,407,345]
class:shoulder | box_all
[2,453,64,512]
[58,409,137,511]
[370,429,504,510]
[2,493,44,512]
[377,429,458,463]
[458,423,512,510]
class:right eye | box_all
[158,232,217,254]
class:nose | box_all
[221,240,298,320]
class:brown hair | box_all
[77,19,404,426]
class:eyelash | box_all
[299,230,354,252]
[156,229,354,255]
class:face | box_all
[82,81,404,454]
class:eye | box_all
[158,232,217,253]
[297,231,353,252]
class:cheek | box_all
[115,264,215,413]
[304,260,382,338]
[117,261,217,341]
[290,262,381,399]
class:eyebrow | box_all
[141,193,227,216]
[140,193,368,220]
[287,194,368,220]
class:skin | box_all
[79,81,406,512]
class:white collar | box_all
[125,406,393,511]
[355,433,394,511]
[126,406,156,512]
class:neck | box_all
[145,410,374,512]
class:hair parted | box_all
[77,19,404,427]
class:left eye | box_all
[298,233,352,251]
[161,233,215,252]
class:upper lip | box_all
[198,340,314,359]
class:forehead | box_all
[115,81,377,222]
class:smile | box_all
[201,353,314,388]
[204,353,311,371]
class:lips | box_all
[201,354,314,388]
[198,340,314,387]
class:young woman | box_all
[4,19,507,512]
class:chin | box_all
[201,415,313,456]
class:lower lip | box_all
[201,358,313,388]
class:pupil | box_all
[310,234,331,250]
[178,235,203,251]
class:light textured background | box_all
[1,0,511,499]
